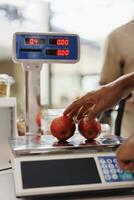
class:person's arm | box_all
[63,72,134,120]
[121,72,134,92]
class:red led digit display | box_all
[46,49,70,56]
[25,38,45,45]
[57,49,69,56]
[57,39,69,46]
[49,38,69,46]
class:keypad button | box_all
[104,174,112,181]
[101,164,108,169]
[115,163,119,169]
[108,163,115,169]
[113,158,118,163]
[103,169,109,175]
[110,168,117,174]
[117,168,123,174]
[99,159,106,164]
[112,174,118,180]
[107,159,113,164]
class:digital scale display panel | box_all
[14,33,79,62]
[21,158,101,189]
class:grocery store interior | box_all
[0,0,134,199]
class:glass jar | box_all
[0,74,15,97]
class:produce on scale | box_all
[50,113,101,141]
[36,111,41,127]
[50,115,76,141]
[78,116,101,140]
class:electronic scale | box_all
[12,32,80,133]
[10,32,134,197]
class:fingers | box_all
[63,98,85,118]
[77,103,95,120]
[64,94,97,118]
[84,104,97,119]
[116,139,134,171]
[64,102,96,121]
[64,102,98,121]
[64,100,80,116]
[117,159,134,171]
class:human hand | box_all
[64,82,123,121]
[116,135,134,171]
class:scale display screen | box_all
[14,33,79,62]
[21,158,101,189]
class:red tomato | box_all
[78,117,101,140]
[36,112,41,127]
[50,115,76,141]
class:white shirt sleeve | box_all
[99,34,121,85]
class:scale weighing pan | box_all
[9,134,124,156]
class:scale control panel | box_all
[98,156,134,182]
[12,151,134,197]
[13,32,80,63]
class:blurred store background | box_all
[0,0,134,118]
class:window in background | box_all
[48,0,134,108]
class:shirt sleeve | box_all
[99,34,121,85]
